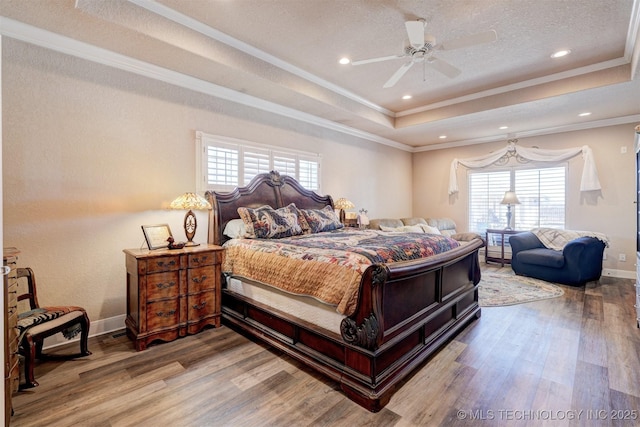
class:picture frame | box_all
[141,224,172,250]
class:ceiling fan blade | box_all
[439,29,497,51]
[427,56,461,78]
[351,54,405,66]
[383,61,414,88]
[405,20,425,48]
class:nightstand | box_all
[485,229,522,267]
[123,244,223,351]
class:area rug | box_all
[478,271,565,307]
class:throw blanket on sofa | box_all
[532,228,609,251]
[222,229,460,316]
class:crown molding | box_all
[413,114,640,152]
[0,17,412,153]
[126,0,395,118]
[1,14,637,155]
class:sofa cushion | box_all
[516,248,565,269]
[368,218,404,230]
[426,217,457,237]
[400,217,427,226]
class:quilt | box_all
[222,229,460,315]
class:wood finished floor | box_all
[10,266,640,427]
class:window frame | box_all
[195,131,321,193]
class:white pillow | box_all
[419,224,441,234]
[223,218,247,239]
[379,224,424,233]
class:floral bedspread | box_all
[222,229,460,315]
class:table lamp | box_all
[334,198,355,223]
[170,192,212,246]
[500,191,520,230]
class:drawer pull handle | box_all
[192,301,207,310]
[156,260,176,268]
[156,282,176,290]
[192,256,209,264]
[155,310,176,318]
[192,275,208,284]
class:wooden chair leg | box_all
[79,312,92,357]
[21,336,40,389]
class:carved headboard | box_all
[205,171,334,245]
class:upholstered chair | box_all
[16,267,91,388]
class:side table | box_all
[124,244,223,351]
[485,229,522,267]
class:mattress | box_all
[226,276,344,335]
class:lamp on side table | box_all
[170,192,212,246]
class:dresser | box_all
[123,245,223,351]
[4,248,20,424]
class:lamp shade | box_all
[169,192,211,210]
[334,198,355,210]
[500,191,520,205]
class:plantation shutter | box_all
[468,171,511,233]
[206,143,239,187]
[515,167,565,229]
[243,147,270,185]
[299,158,320,191]
[273,152,297,177]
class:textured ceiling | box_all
[2,0,639,150]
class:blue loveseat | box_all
[509,232,606,286]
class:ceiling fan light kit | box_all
[352,18,497,88]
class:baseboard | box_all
[42,314,126,350]
[602,268,636,280]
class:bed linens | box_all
[222,228,460,316]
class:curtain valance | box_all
[448,143,601,195]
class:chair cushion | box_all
[516,248,565,269]
[22,310,85,336]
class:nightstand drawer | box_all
[187,266,216,293]
[188,251,220,268]
[146,256,180,274]
[146,300,180,332]
[146,271,180,300]
[187,292,215,320]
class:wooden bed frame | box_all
[206,171,484,412]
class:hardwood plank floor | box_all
[10,266,640,427]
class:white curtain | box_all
[448,143,601,195]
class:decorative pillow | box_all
[300,205,344,233]
[379,224,424,233]
[419,224,442,235]
[223,219,248,239]
[237,204,304,239]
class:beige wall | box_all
[1,39,412,322]
[413,124,637,274]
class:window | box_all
[468,166,566,233]
[196,132,321,192]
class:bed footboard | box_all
[221,237,483,412]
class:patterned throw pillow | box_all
[300,205,344,233]
[237,204,304,239]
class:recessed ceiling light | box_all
[551,49,571,58]
[578,112,591,117]
[439,135,447,139]
[402,95,412,100]
[499,126,508,130]
[339,57,350,65]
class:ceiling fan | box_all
[351,19,497,88]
